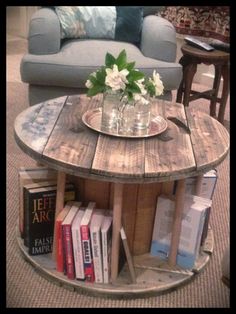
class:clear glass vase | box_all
[101,90,121,130]
[118,102,135,135]
[133,97,151,130]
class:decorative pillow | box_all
[55,6,117,39]
[115,7,143,45]
[54,6,143,44]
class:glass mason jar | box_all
[118,102,135,135]
[133,96,151,130]
[101,89,121,130]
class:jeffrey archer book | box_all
[24,183,76,255]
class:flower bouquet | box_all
[85,49,164,132]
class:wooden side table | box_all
[176,44,229,124]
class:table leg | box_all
[210,64,222,118]
[195,174,204,196]
[168,178,186,267]
[111,182,124,282]
[218,63,229,124]
[183,63,197,106]
[52,171,66,260]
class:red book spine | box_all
[81,225,95,283]
[56,220,63,272]
[62,224,75,279]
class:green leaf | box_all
[105,52,116,67]
[127,70,145,82]
[87,84,104,97]
[96,69,106,84]
[89,75,97,85]
[126,62,135,71]
[116,49,127,71]
[126,82,141,94]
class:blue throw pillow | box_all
[55,6,116,39]
[115,7,143,45]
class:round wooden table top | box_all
[181,44,229,63]
[14,94,229,184]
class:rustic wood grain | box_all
[43,95,101,174]
[14,96,67,158]
[185,107,229,171]
[145,101,196,179]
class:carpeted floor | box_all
[6,35,230,308]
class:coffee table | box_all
[14,94,229,297]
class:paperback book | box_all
[71,207,86,280]
[101,214,113,284]
[90,209,106,283]
[24,183,76,255]
[80,202,96,283]
[150,194,212,269]
[62,202,82,279]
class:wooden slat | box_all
[185,108,229,171]
[83,178,111,209]
[92,135,145,179]
[132,183,162,255]
[14,96,67,157]
[43,95,101,174]
[145,101,196,179]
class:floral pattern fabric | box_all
[158,6,230,43]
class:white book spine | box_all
[71,210,85,279]
[91,228,103,283]
[102,229,109,283]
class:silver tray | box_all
[82,107,168,138]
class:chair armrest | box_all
[28,8,61,55]
[140,15,177,62]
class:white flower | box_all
[85,79,93,88]
[150,70,164,96]
[136,78,147,96]
[105,64,129,91]
[133,93,149,105]
[85,72,96,88]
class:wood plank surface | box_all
[145,101,196,179]
[185,107,229,171]
[43,95,101,174]
[14,96,67,157]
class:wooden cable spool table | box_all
[14,94,229,298]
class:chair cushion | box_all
[21,39,182,91]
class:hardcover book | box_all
[18,167,57,237]
[80,202,96,283]
[150,194,212,269]
[62,202,82,279]
[101,214,112,284]
[90,209,106,283]
[55,201,74,272]
[71,207,86,280]
[24,183,76,255]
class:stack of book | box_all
[18,167,76,256]
[56,201,113,283]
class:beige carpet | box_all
[6,35,230,308]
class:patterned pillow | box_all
[54,6,143,44]
[55,6,117,39]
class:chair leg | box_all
[210,64,222,118]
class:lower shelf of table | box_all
[16,228,214,299]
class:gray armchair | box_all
[20,6,182,106]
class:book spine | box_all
[81,225,95,283]
[102,230,110,284]
[62,224,75,279]
[91,229,103,283]
[56,220,64,272]
[72,226,85,279]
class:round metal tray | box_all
[82,108,168,138]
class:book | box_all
[24,183,76,255]
[18,167,57,237]
[80,202,96,282]
[23,180,57,245]
[71,207,86,280]
[150,194,212,269]
[101,214,112,284]
[61,201,82,279]
[90,209,106,283]
[120,227,136,283]
[55,201,74,272]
